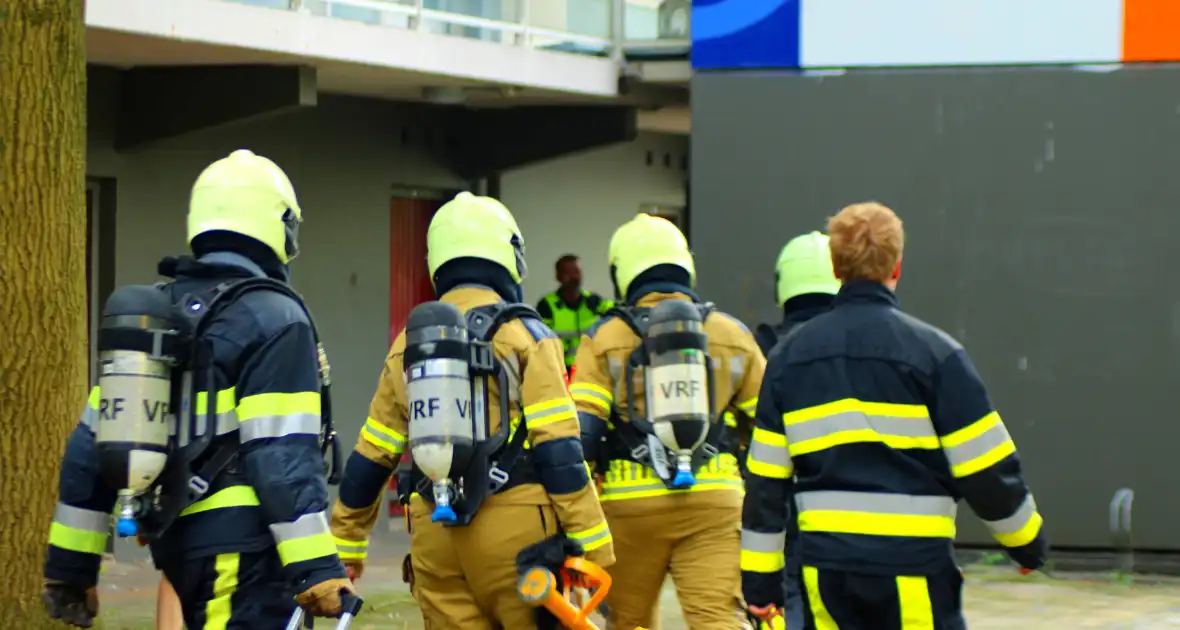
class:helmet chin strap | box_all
[610,265,622,301]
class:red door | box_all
[388,196,441,343]
[387,195,442,517]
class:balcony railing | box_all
[223,0,690,61]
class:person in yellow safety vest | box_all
[536,254,615,371]
[743,202,1048,629]
[570,214,766,629]
[328,192,614,629]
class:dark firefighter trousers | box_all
[800,562,966,630]
[158,547,298,630]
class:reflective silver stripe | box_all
[741,529,786,553]
[54,504,110,534]
[570,385,611,408]
[335,540,367,556]
[607,357,623,382]
[241,413,321,442]
[730,357,745,391]
[795,491,957,518]
[270,511,330,544]
[555,329,581,340]
[943,420,1012,468]
[786,411,936,443]
[526,401,576,424]
[747,439,791,468]
[568,526,611,549]
[983,494,1037,538]
[214,411,239,436]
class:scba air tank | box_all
[644,299,711,489]
[95,285,180,537]
[404,302,477,523]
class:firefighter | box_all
[329,192,614,629]
[743,202,1049,629]
[571,213,765,629]
[751,230,840,630]
[43,150,353,628]
[754,231,839,356]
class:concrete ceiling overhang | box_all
[87,27,691,134]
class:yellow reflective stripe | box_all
[897,575,935,630]
[205,552,240,630]
[179,485,260,517]
[723,411,738,427]
[507,415,531,450]
[601,455,745,501]
[196,387,237,415]
[566,521,612,552]
[237,391,320,420]
[334,536,369,561]
[361,416,407,455]
[277,531,339,566]
[523,398,577,429]
[48,523,108,555]
[570,383,612,413]
[984,495,1043,547]
[796,491,957,538]
[802,566,838,630]
[783,398,938,457]
[747,427,793,479]
[737,397,758,415]
[87,386,100,409]
[741,549,785,573]
[940,411,1016,478]
[740,530,785,573]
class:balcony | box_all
[223,0,691,60]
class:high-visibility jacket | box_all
[570,286,765,515]
[329,285,614,568]
[45,253,346,591]
[535,290,614,368]
[741,280,1048,605]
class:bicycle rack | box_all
[1109,487,1135,580]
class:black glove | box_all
[742,570,786,618]
[516,534,585,630]
[43,580,99,628]
[1007,534,1049,572]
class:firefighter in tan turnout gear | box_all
[329,192,614,629]
[571,213,765,629]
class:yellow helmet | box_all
[608,214,695,298]
[775,231,840,306]
[426,192,527,284]
[188,150,302,264]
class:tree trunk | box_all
[0,0,90,626]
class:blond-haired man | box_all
[742,202,1048,629]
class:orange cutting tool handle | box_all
[517,558,612,630]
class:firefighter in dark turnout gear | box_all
[43,150,352,629]
[329,192,613,629]
[752,231,839,630]
[743,202,1049,630]
[572,214,764,629]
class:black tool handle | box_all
[340,593,364,617]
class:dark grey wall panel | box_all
[692,66,1180,550]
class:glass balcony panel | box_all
[524,0,610,56]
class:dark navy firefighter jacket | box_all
[44,252,347,594]
[740,280,1049,607]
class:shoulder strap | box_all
[467,302,543,342]
[755,323,779,355]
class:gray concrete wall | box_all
[691,65,1180,550]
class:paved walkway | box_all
[93,535,1180,629]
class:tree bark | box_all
[0,0,90,626]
